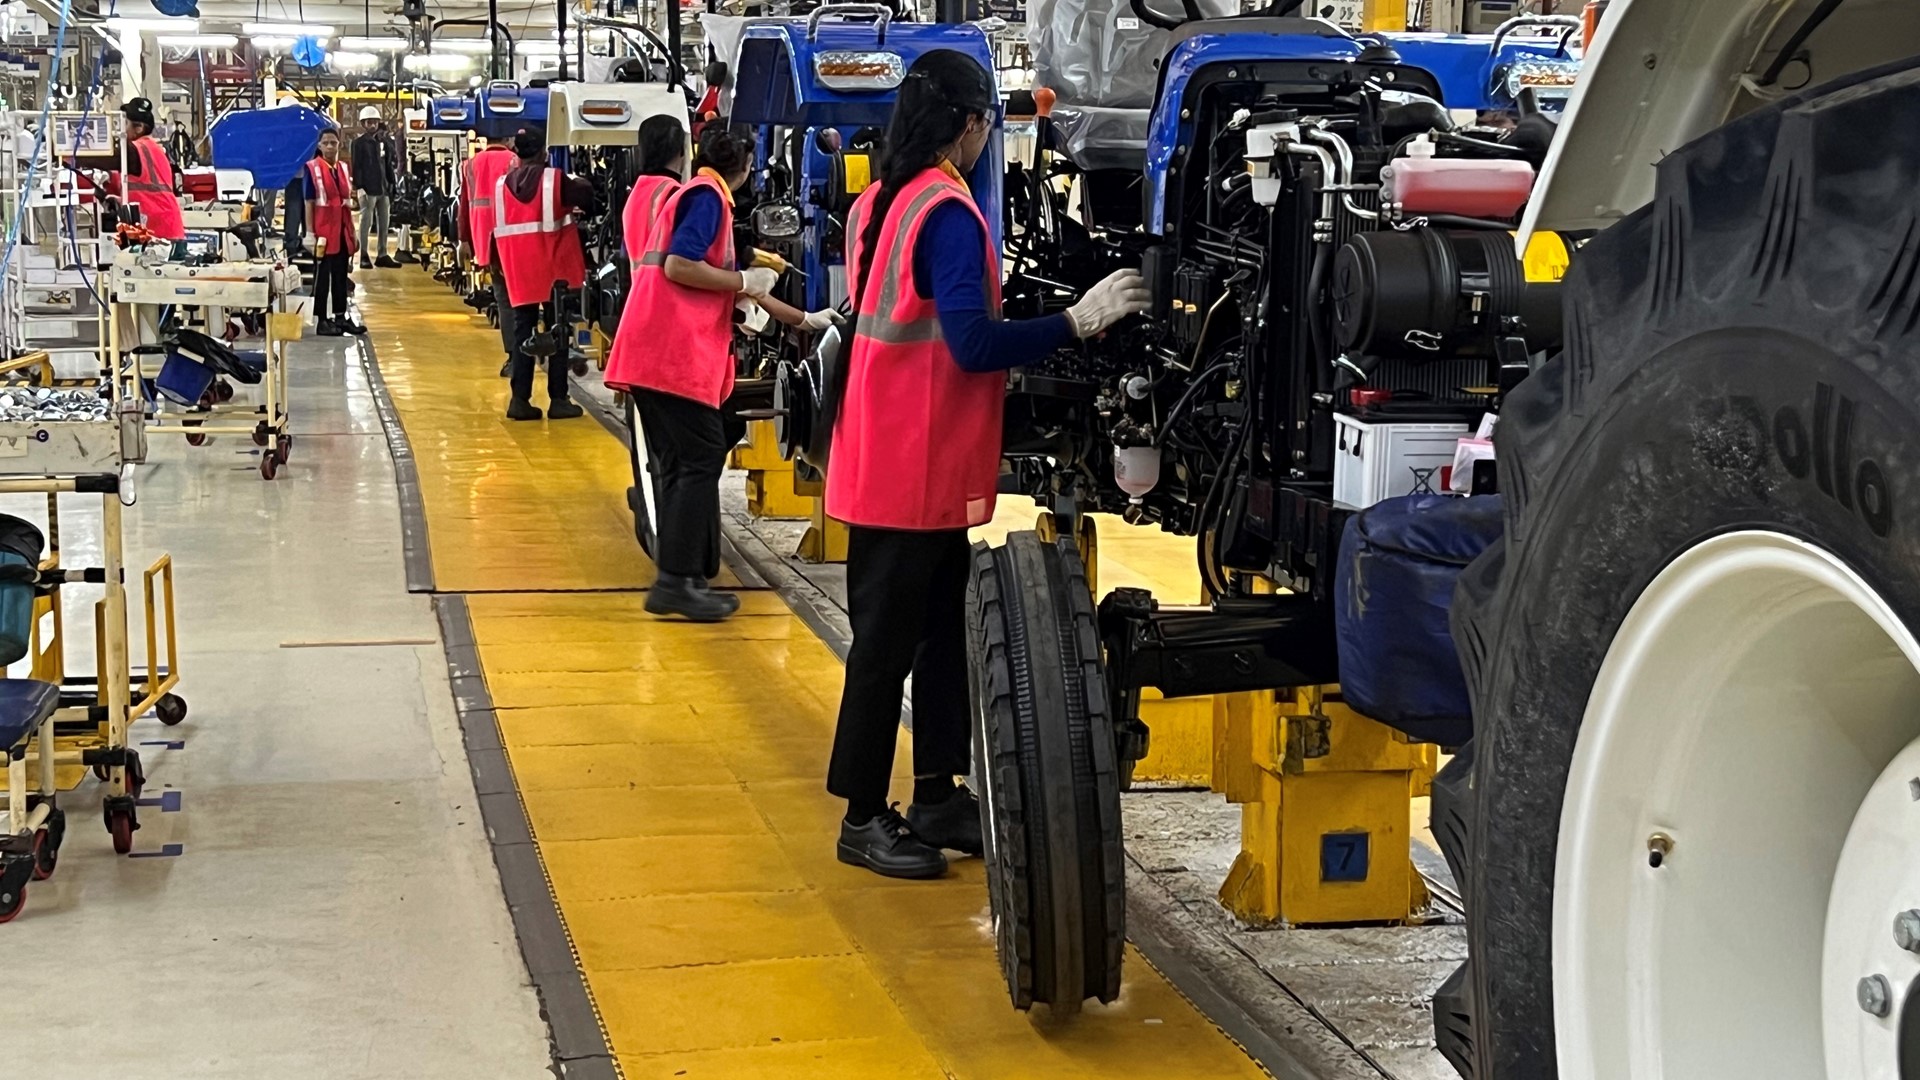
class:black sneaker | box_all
[340,319,368,336]
[907,785,984,856]
[645,574,738,622]
[838,807,947,879]
[505,398,543,421]
[374,255,401,268]
[358,256,373,270]
[498,360,511,378]
[546,398,584,420]
[315,319,343,337]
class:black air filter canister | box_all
[1331,228,1561,361]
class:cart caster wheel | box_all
[260,451,279,480]
[156,693,188,726]
[185,419,207,447]
[0,874,26,923]
[30,829,54,881]
[275,435,292,465]
[125,750,145,800]
[214,379,234,403]
[252,421,269,447]
[91,763,108,784]
[107,811,135,855]
[571,359,589,377]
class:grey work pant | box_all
[357,193,392,256]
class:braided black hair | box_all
[851,50,995,316]
[638,114,687,178]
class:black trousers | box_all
[491,270,516,360]
[632,389,728,579]
[312,252,350,319]
[508,301,571,404]
[826,526,973,814]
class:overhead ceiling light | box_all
[251,35,330,50]
[157,33,239,47]
[339,35,409,51]
[429,38,495,54]
[243,22,334,36]
[403,52,473,72]
[515,40,560,55]
[104,16,198,32]
[330,51,380,69]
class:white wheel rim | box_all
[1557,530,1920,1080]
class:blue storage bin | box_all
[0,516,45,666]
[155,350,216,406]
[1333,494,1504,747]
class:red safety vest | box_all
[125,136,184,241]
[305,157,356,257]
[464,145,514,268]
[622,175,678,261]
[492,166,587,308]
[825,167,1003,531]
[602,171,736,406]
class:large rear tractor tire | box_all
[1437,60,1920,1079]
[967,530,1125,1013]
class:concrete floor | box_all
[6,330,550,1078]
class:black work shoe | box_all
[838,807,947,879]
[907,785,984,857]
[315,319,343,337]
[546,398,584,420]
[374,255,401,268]
[340,319,368,336]
[645,574,737,622]
[505,398,543,421]
[358,256,373,270]
[498,360,511,378]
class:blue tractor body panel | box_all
[474,81,551,140]
[427,95,475,131]
[729,19,1002,311]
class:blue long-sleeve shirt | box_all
[911,201,1074,373]
[668,188,740,266]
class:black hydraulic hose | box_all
[1758,0,1847,86]
[1155,362,1233,447]
[1417,213,1518,230]
[1304,242,1329,369]
[557,0,569,81]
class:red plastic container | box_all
[1384,141,1536,220]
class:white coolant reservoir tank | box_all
[1113,445,1160,502]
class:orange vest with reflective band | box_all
[125,136,184,240]
[826,167,1004,531]
[492,167,587,307]
[603,172,736,407]
[622,175,679,260]
[305,157,356,256]
[464,146,514,267]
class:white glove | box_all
[1065,269,1151,338]
[800,308,845,332]
[738,267,779,298]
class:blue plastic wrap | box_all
[1334,494,1503,746]
[208,104,333,190]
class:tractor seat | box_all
[0,680,60,750]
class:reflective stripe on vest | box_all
[494,170,574,239]
[849,181,998,346]
[307,158,352,206]
[635,173,734,271]
[601,172,735,407]
[126,140,171,193]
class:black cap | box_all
[512,125,546,159]
[121,97,156,127]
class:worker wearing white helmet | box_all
[350,104,400,268]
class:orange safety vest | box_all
[125,136,184,240]
[492,166,587,308]
[825,167,1003,531]
[602,171,736,406]
[622,174,678,260]
[464,145,514,268]
[305,157,356,256]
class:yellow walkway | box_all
[361,272,1269,1079]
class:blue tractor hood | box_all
[474,81,551,140]
[208,103,334,189]
[428,95,476,130]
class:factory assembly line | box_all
[1,0,1917,1076]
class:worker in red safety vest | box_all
[822,52,1148,879]
[604,124,837,623]
[303,128,366,337]
[458,132,517,374]
[107,98,185,241]
[493,125,596,421]
[624,115,687,265]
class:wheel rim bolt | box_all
[1896,910,1920,953]
[1859,975,1892,1018]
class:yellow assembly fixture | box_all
[793,471,850,563]
[1216,685,1436,926]
[730,419,813,520]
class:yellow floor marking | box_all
[368,273,1270,1078]
[356,272,737,592]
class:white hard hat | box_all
[359,105,381,121]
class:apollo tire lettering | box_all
[1771,381,1893,538]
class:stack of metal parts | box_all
[0,381,111,422]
